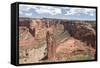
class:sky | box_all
[19,4,96,21]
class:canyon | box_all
[19,17,96,64]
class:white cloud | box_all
[19,4,96,20]
[90,13,94,16]
[84,8,95,16]
[25,13,33,17]
[64,8,83,15]
[64,7,95,16]
[19,5,32,12]
[19,11,23,15]
[84,8,95,12]
[19,5,34,17]
[19,4,62,16]
[33,6,62,15]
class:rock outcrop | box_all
[63,22,96,48]
[56,37,95,61]
[19,44,47,64]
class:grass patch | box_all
[33,40,46,49]
[67,54,94,61]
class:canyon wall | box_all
[19,18,96,63]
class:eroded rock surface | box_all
[19,18,96,63]
[56,37,95,61]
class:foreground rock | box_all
[56,37,95,61]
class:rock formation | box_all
[56,37,95,61]
[62,21,96,48]
[19,17,96,63]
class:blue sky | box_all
[19,4,96,21]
